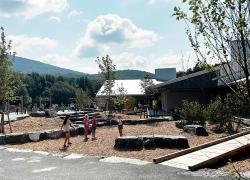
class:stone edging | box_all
[114,135,189,150]
[0,127,88,145]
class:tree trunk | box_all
[0,112,4,134]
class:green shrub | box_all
[124,96,136,111]
[206,96,242,134]
[177,100,205,125]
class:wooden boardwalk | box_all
[159,133,250,171]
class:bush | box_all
[206,96,242,134]
[177,100,205,125]
[124,96,136,111]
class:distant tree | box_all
[124,96,136,111]
[96,55,116,111]
[49,81,76,105]
[114,84,127,112]
[75,89,91,109]
[140,73,157,96]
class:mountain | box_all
[12,56,154,79]
[13,56,85,77]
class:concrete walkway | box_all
[0,147,232,180]
[160,133,250,171]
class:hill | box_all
[13,56,85,77]
[12,56,154,79]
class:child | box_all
[117,115,123,137]
[83,114,90,141]
[91,115,97,140]
[61,115,75,148]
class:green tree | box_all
[139,73,157,105]
[49,81,76,105]
[0,27,15,133]
[75,89,91,109]
[96,55,116,111]
[114,84,127,112]
[0,27,15,105]
[124,96,136,111]
[173,0,250,105]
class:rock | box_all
[5,133,29,144]
[184,125,208,136]
[110,119,118,125]
[46,129,63,139]
[76,126,84,135]
[0,134,6,145]
[69,128,78,136]
[28,132,41,142]
[154,135,189,149]
[143,139,156,149]
[44,109,57,117]
[75,126,91,135]
[39,132,47,140]
[175,120,188,129]
[30,111,45,117]
[114,136,143,150]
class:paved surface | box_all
[0,147,232,180]
[160,133,250,170]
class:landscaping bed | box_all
[3,117,249,172]
[4,120,225,160]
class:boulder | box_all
[142,138,156,149]
[28,132,41,142]
[184,125,208,136]
[39,132,47,140]
[5,133,29,144]
[76,126,91,135]
[154,135,189,149]
[175,120,188,129]
[114,136,143,150]
[0,134,6,145]
[46,129,63,139]
[30,111,45,117]
[69,128,78,137]
[44,109,57,117]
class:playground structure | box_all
[0,96,25,134]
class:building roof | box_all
[96,79,162,96]
[156,69,219,91]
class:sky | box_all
[0,0,197,74]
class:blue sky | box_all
[0,0,196,73]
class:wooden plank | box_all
[154,130,250,163]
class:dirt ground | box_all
[4,117,250,172]
[4,117,63,133]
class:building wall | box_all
[161,90,215,112]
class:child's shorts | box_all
[64,131,70,136]
[118,124,123,129]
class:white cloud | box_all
[49,16,61,22]
[7,35,57,55]
[112,50,197,73]
[0,0,69,19]
[148,0,171,5]
[114,52,147,70]
[68,10,83,18]
[75,14,159,58]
